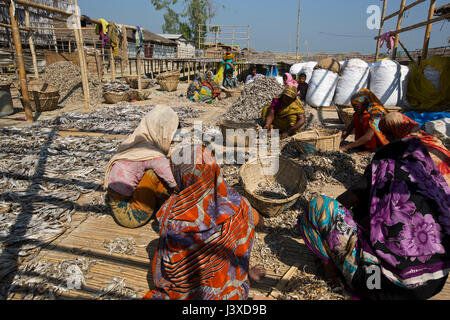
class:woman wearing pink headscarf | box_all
[283,73,298,88]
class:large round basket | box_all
[159,78,179,92]
[239,156,306,217]
[128,89,152,101]
[157,71,180,92]
[127,77,152,89]
[293,128,342,154]
[104,91,129,104]
[223,87,243,99]
[218,120,258,148]
[22,81,60,112]
[337,107,354,128]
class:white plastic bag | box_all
[400,65,411,107]
[306,69,339,107]
[302,61,317,83]
[334,59,369,105]
[369,59,404,106]
[289,63,305,76]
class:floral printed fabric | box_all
[365,137,449,288]
[299,137,450,291]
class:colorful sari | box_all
[351,89,389,150]
[107,170,170,228]
[262,86,305,132]
[298,138,450,300]
[144,145,257,300]
[187,73,214,103]
[379,112,450,186]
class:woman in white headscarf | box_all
[104,106,180,228]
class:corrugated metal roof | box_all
[127,28,177,46]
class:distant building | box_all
[157,34,195,58]
[127,29,177,59]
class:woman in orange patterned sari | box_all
[380,112,450,186]
[341,89,389,153]
[144,145,265,300]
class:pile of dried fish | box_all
[276,269,345,300]
[95,277,141,300]
[33,104,202,135]
[103,81,130,93]
[7,258,96,300]
[222,76,284,122]
[254,181,291,200]
[43,61,103,105]
[102,238,137,256]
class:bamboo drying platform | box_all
[4,128,450,301]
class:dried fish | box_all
[102,238,136,256]
[42,61,103,106]
[222,76,284,123]
[103,81,131,93]
[7,258,96,300]
[95,277,140,300]
[254,181,291,200]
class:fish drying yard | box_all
[0,0,449,303]
[1,79,449,300]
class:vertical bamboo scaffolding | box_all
[74,0,90,110]
[24,9,38,78]
[392,0,407,60]
[375,0,388,61]
[422,0,436,61]
[9,2,33,122]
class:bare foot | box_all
[249,265,266,282]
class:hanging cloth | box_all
[95,18,110,48]
[108,22,120,57]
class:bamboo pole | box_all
[398,39,416,64]
[383,0,427,21]
[73,0,90,110]
[375,0,387,61]
[110,48,116,82]
[121,25,129,75]
[9,2,33,121]
[374,13,450,39]
[137,49,142,90]
[24,9,38,78]
[422,0,436,61]
[392,0,407,60]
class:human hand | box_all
[340,145,348,152]
[280,132,289,139]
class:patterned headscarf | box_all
[379,112,421,140]
[282,86,299,100]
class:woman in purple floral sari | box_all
[298,137,450,300]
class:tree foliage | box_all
[150,0,215,46]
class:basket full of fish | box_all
[239,156,306,217]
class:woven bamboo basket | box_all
[337,107,354,128]
[223,87,243,99]
[219,120,258,148]
[127,77,152,89]
[129,89,151,101]
[103,91,129,104]
[239,156,306,217]
[293,128,342,154]
[22,81,60,112]
[159,78,179,92]
[157,71,180,92]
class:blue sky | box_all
[78,0,450,54]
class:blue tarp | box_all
[403,111,450,128]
